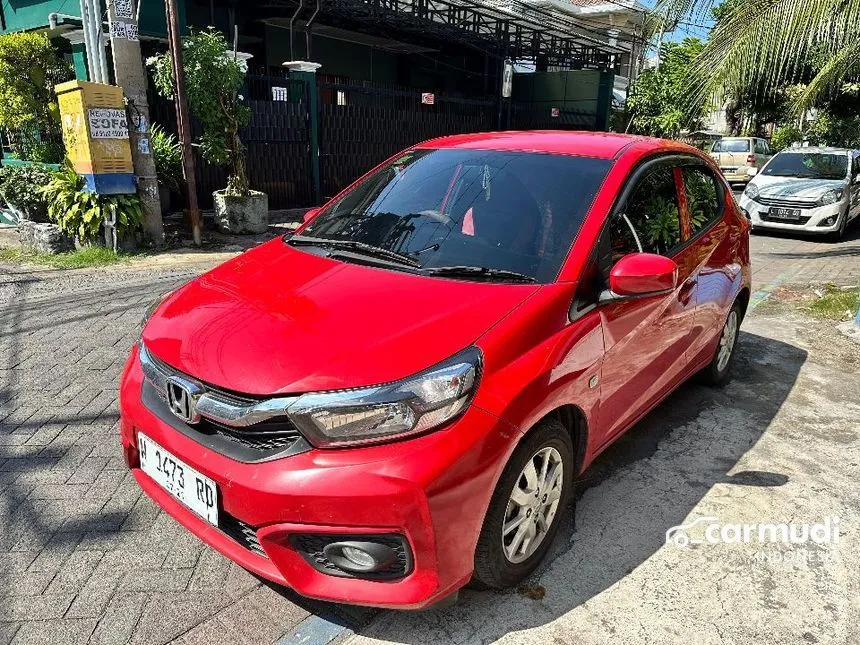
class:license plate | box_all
[769,207,801,221]
[138,433,218,525]
[721,167,737,173]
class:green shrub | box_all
[0,33,71,162]
[150,124,183,192]
[39,165,144,243]
[0,163,54,220]
[771,124,803,151]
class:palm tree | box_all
[651,0,860,115]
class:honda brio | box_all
[120,131,751,609]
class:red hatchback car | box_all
[120,132,750,609]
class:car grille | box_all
[140,346,309,463]
[756,196,816,209]
[291,534,412,579]
[219,513,268,558]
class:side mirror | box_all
[303,207,321,223]
[853,173,860,185]
[607,253,678,298]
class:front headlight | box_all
[817,189,843,206]
[743,183,759,200]
[288,347,481,447]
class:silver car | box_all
[737,147,860,240]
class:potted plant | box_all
[150,124,183,215]
[149,29,267,234]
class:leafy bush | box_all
[0,33,71,163]
[771,124,803,151]
[39,165,144,243]
[0,164,54,220]
[148,29,251,196]
[150,124,183,192]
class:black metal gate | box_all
[317,79,496,200]
[148,75,314,209]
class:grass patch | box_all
[0,246,137,269]
[803,285,860,321]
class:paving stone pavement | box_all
[0,262,368,645]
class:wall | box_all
[513,69,615,129]
[0,0,182,37]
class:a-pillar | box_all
[283,61,322,205]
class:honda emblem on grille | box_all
[166,377,201,423]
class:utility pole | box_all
[106,0,164,245]
[165,0,202,245]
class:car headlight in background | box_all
[743,183,760,200]
[288,347,481,447]
[816,189,844,206]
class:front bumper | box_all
[118,345,517,608]
[738,195,844,233]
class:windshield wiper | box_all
[421,265,537,283]
[288,235,421,268]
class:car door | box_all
[595,159,701,445]
[678,163,740,365]
[754,139,770,170]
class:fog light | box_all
[818,216,837,227]
[322,540,398,573]
[342,546,376,569]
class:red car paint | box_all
[120,131,751,609]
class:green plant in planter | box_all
[148,29,251,196]
[0,164,54,221]
[40,165,144,243]
[150,124,183,192]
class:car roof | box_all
[414,131,666,160]
[778,146,850,154]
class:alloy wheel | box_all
[502,446,564,564]
[716,310,739,373]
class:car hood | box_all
[142,239,539,395]
[752,174,846,200]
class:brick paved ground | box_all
[0,220,858,645]
[0,263,365,645]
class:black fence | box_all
[148,72,599,210]
[317,80,496,200]
[149,75,313,209]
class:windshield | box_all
[712,139,751,153]
[297,148,611,283]
[762,152,848,180]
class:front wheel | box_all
[472,418,574,589]
[698,300,742,386]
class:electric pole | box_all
[106,0,164,245]
[165,0,202,245]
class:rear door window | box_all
[682,167,722,235]
[713,139,751,153]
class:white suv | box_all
[738,147,860,240]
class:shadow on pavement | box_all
[347,330,807,644]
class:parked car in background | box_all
[710,137,773,185]
[738,147,860,240]
[120,132,751,609]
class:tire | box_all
[698,299,743,387]
[832,210,848,242]
[472,417,574,589]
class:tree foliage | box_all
[0,33,71,162]
[626,38,706,138]
[652,0,860,117]
[148,29,251,196]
